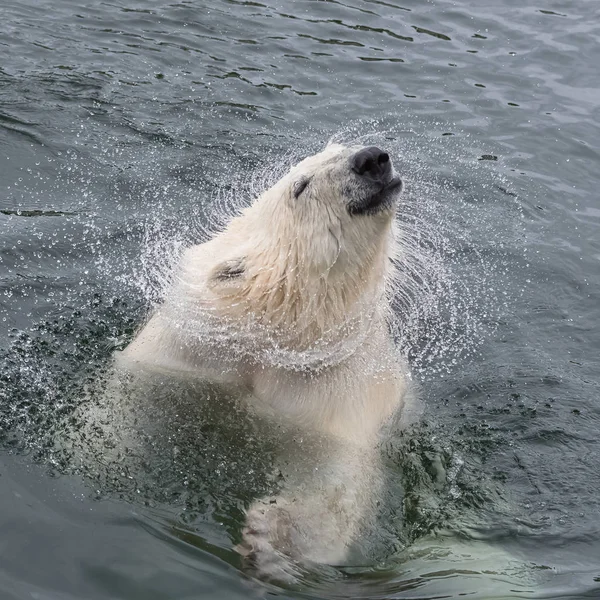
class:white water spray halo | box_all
[130,120,520,378]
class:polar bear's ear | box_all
[208,257,246,288]
[293,176,310,199]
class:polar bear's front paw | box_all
[236,499,302,585]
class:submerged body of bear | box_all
[119,143,411,580]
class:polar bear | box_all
[118,143,410,581]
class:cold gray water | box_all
[1,0,599,598]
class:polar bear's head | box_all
[205,144,403,349]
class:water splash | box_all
[124,119,522,379]
[0,118,527,589]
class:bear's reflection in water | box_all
[63,364,537,597]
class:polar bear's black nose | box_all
[351,146,391,180]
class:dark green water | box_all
[1,0,599,598]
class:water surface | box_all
[1,0,600,598]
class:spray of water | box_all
[124,121,520,380]
[0,118,525,581]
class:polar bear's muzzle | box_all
[347,146,403,216]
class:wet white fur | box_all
[118,143,411,580]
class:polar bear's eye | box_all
[209,257,246,285]
[293,177,310,199]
